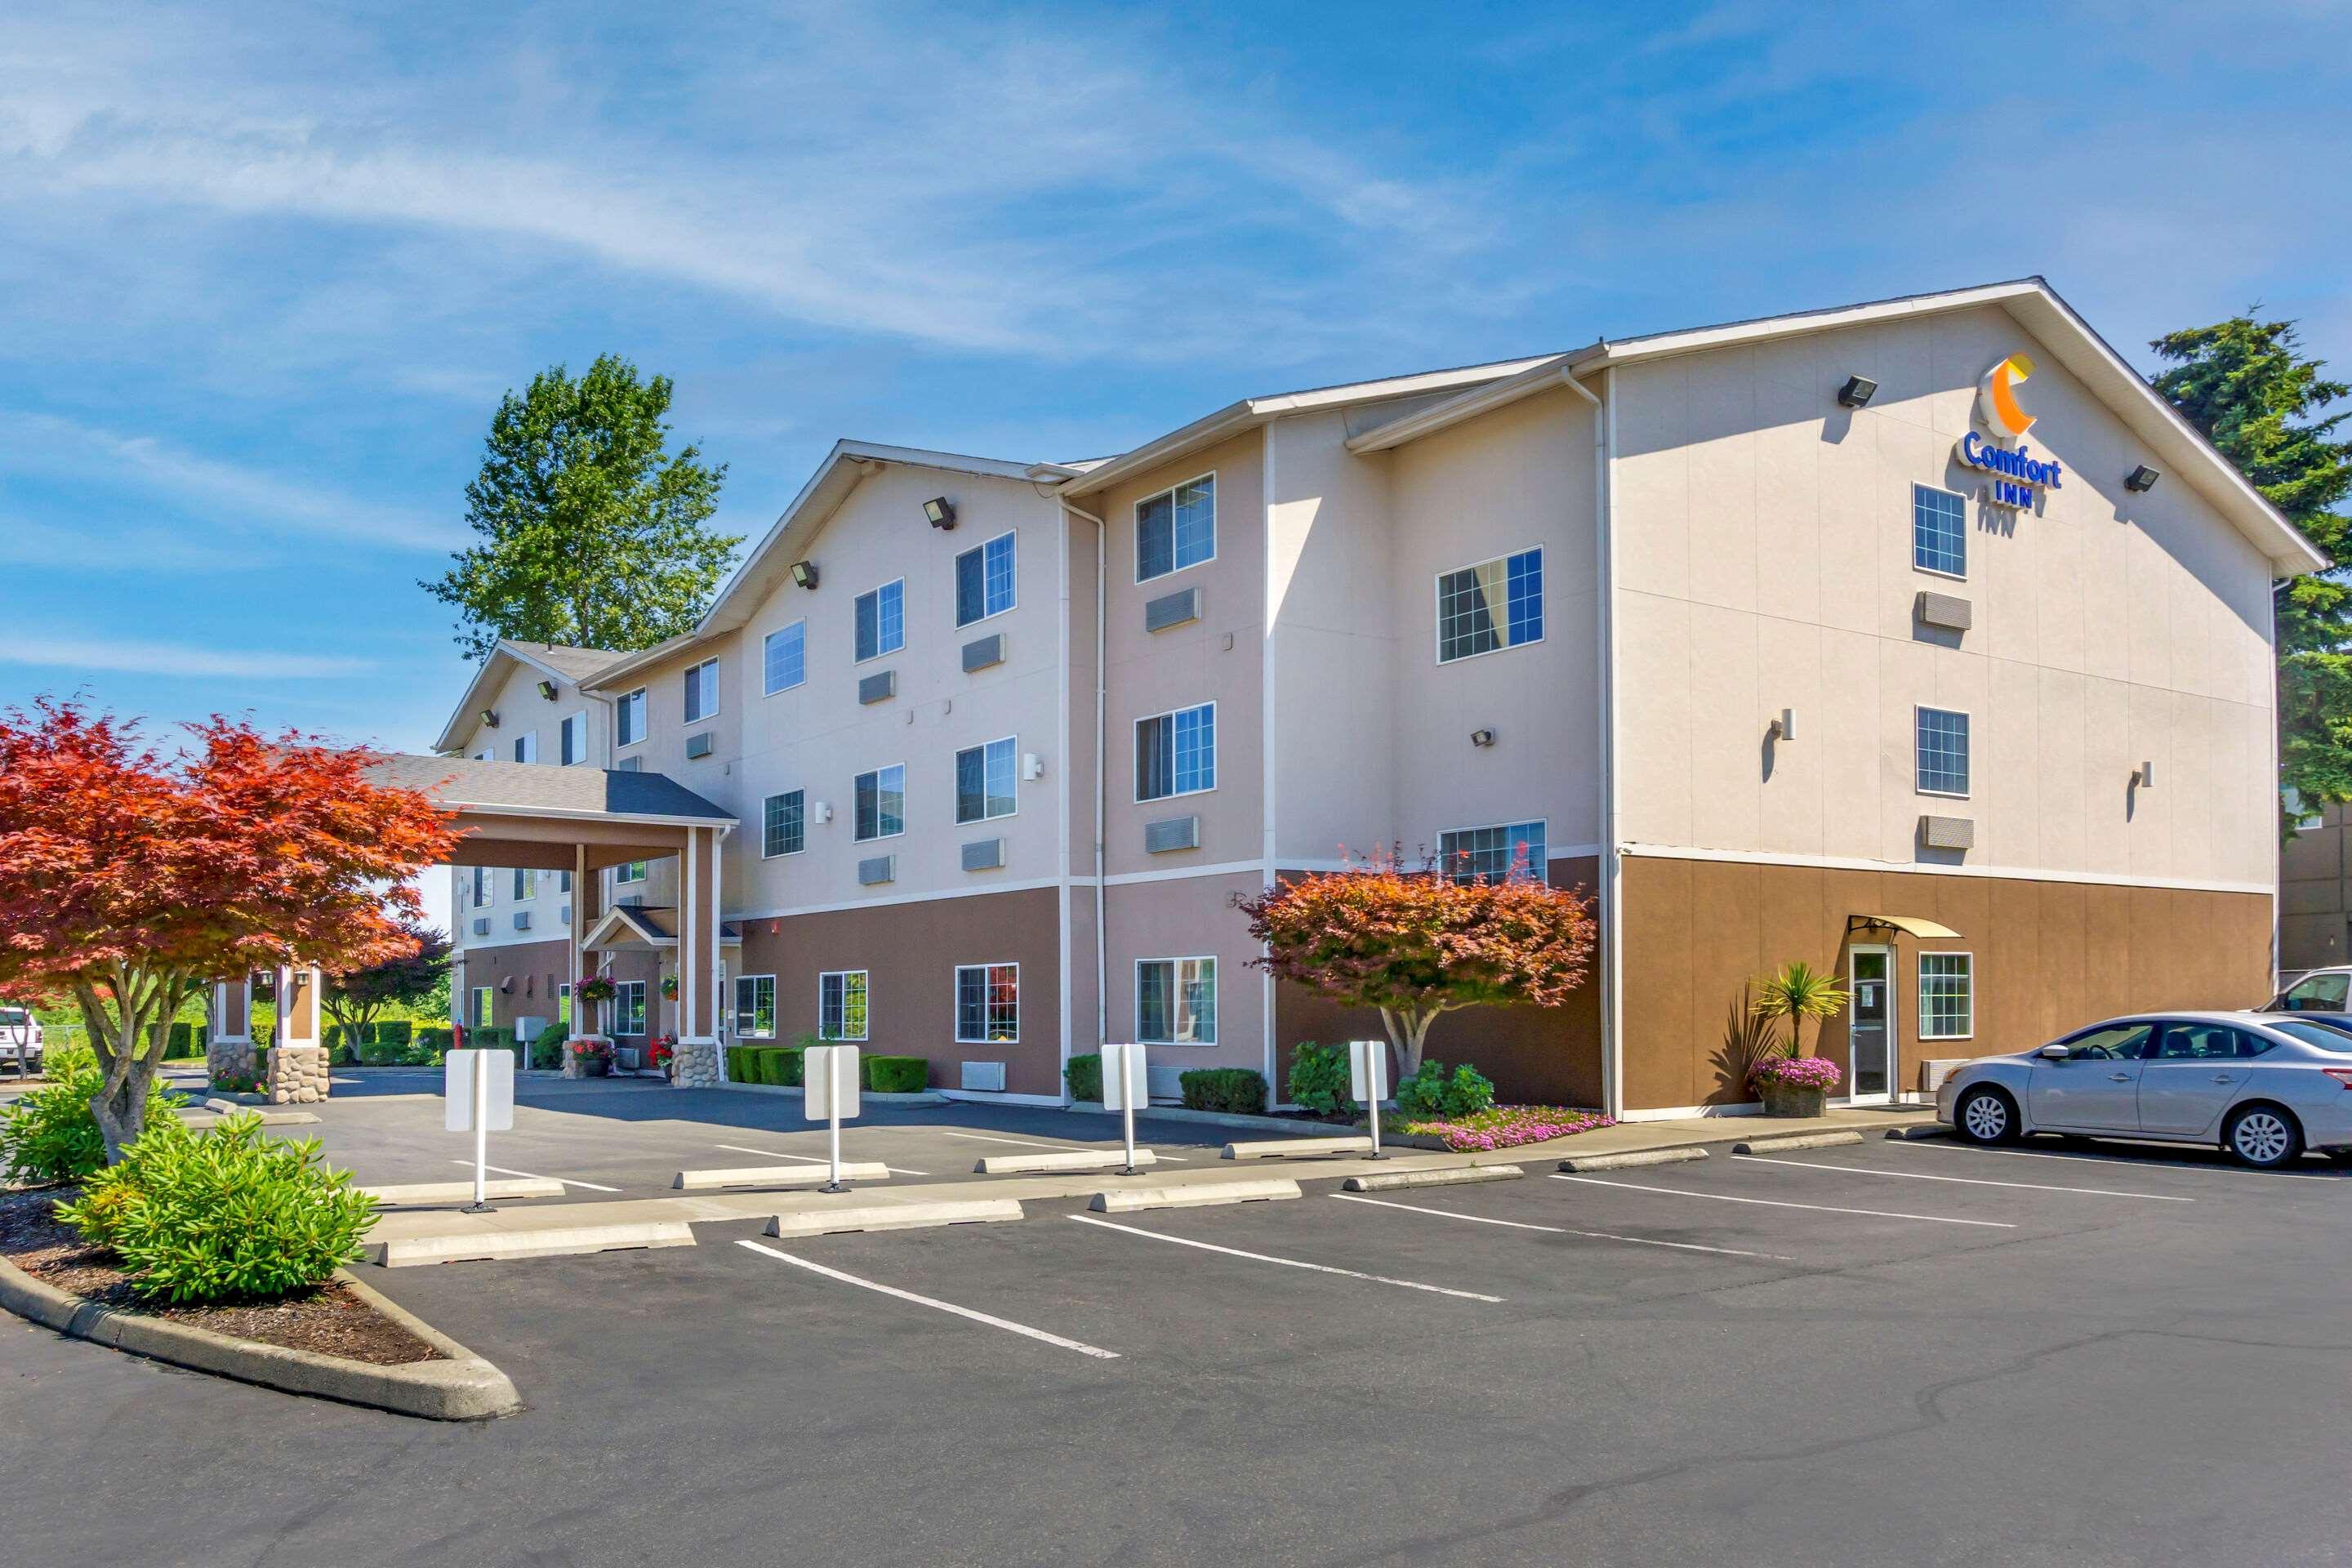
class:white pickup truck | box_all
[0,1006,44,1076]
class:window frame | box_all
[761,789,807,859]
[952,961,1021,1045]
[1437,817,1550,884]
[1134,701,1218,804]
[683,658,719,724]
[955,735,1021,825]
[1432,546,1546,666]
[616,688,648,749]
[512,867,537,901]
[1911,482,1969,581]
[512,732,539,765]
[1914,705,1972,799]
[1134,955,1219,1046]
[853,763,906,843]
[613,981,647,1036]
[817,969,870,1042]
[613,860,648,885]
[470,866,492,908]
[955,530,1018,628]
[470,987,492,1027]
[763,619,808,697]
[733,973,777,1039]
[853,578,907,664]
[560,710,589,765]
[1134,470,1218,585]
[1916,951,1975,1040]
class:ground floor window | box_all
[735,974,776,1038]
[1438,819,1547,883]
[955,963,1018,1043]
[557,982,571,1027]
[614,981,647,1036]
[470,987,492,1028]
[1918,953,1974,1039]
[1138,957,1217,1045]
[819,970,869,1040]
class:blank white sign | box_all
[804,1044,862,1121]
[1102,1042,1148,1111]
[444,1049,515,1133]
[1348,1040,1388,1105]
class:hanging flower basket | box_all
[574,974,617,1004]
[660,974,679,1000]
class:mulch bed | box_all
[0,1186,443,1366]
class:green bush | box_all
[748,1046,782,1086]
[167,1022,207,1061]
[376,1020,412,1048]
[58,1116,376,1304]
[724,1045,752,1081]
[1180,1067,1268,1116]
[1393,1060,1495,1121]
[863,1055,928,1094]
[253,1046,269,1080]
[529,1023,569,1071]
[1064,1053,1103,1103]
[1285,1041,1353,1116]
[415,1027,453,1056]
[0,1047,184,1185]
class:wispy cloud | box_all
[0,635,376,680]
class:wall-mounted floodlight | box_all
[791,560,819,590]
[537,679,558,702]
[2125,465,2162,492]
[1770,708,1796,741]
[1470,728,1496,748]
[479,708,499,729]
[1838,375,1878,408]
[923,497,956,529]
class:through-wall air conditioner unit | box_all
[512,911,532,931]
[685,732,714,759]
[1919,815,1976,851]
[471,917,491,937]
[1915,591,1973,632]
[617,756,643,773]
[858,670,897,705]
[1144,814,1200,854]
[960,837,1005,872]
[961,633,1004,672]
[960,1060,1007,1093]
[1144,586,1202,633]
[559,905,572,927]
[858,854,897,885]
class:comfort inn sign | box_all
[1956,352,2063,511]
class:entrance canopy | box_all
[1845,914,1963,941]
[369,755,736,871]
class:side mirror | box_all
[2038,1044,2072,1060]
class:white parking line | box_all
[1731,1152,2195,1201]
[736,1240,1120,1360]
[1548,1173,2014,1228]
[1330,1192,1793,1260]
[448,1160,621,1193]
[933,1128,1188,1161]
[715,1143,932,1177]
[1068,1214,1505,1301]
[1898,1140,2352,1183]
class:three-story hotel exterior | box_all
[440,279,2320,1118]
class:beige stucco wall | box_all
[448,654,603,953]
[1609,302,2278,889]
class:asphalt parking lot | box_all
[7,1080,2352,1568]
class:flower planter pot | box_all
[581,1058,609,1078]
[1757,1082,1826,1118]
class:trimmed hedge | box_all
[376,1019,413,1047]
[416,1027,454,1055]
[1064,1053,1103,1103]
[529,1023,568,1071]
[1180,1067,1267,1116]
[166,1022,207,1061]
[863,1055,928,1094]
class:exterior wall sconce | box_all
[791,560,819,589]
[537,679,558,701]
[813,801,834,824]
[1837,375,1878,408]
[1769,708,1796,740]
[479,708,499,729]
[2125,465,2162,492]
[2134,761,2155,787]
[924,497,956,529]
[1022,751,1044,781]
[1470,728,1496,748]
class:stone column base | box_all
[207,1037,256,1086]
[266,1045,329,1104]
[671,1037,721,1089]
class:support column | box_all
[207,977,256,1084]
[671,826,722,1089]
[264,963,330,1104]
[568,847,612,1073]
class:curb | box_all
[675,1162,890,1192]
[361,1178,567,1206]
[1558,1146,1709,1172]
[1343,1165,1523,1192]
[1731,1131,1867,1154]
[1223,1135,1377,1160]
[714,1083,949,1106]
[368,1220,696,1267]
[1089,1179,1300,1213]
[0,1254,519,1420]
[1069,1102,1348,1136]
[1886,1124,1953,1141]
[975,1148,1158,1175]
[764,1198,1022,1238]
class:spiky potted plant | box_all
[1748,960,1850,1116]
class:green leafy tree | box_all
[2150,317,2352,831]
[426,354,740,659]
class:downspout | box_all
[1559,366,1620,1120]
[1060,499,1111,1050]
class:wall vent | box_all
[858,670,897,705]
[1144,586,1202,633]
[512,911,532,931]
[1916,591,1973,631]
[960,1060,1007,1093]
[685,731,714,759]
[961,633,1004,673]
[1144,814,1200,853]
[858,853,897,885]
[1919,814,1976,851]
[960,837,1005,872]
[471,917,491,937]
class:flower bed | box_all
[1395,1103,1615,1152]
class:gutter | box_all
[1558,368,1622,1121]
[1060,499,1111,1052]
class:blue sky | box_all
[7,0,2350,759]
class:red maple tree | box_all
[1237,844,1595,1080]
[0,699,459,1157]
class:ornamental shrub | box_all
[58,1115,377,1304]
[1,1048,184,1184]
[1285,1041,1352,1117]
[863,1055,928,1094]
[416,1026,454,1055]
[745,1046,779,1086]
[167,1022,206,1060]
[529,1023,569,1071]
[777,1046,806,1088]
[1180,1067,1267,1116]
[1393,1060,1495,1121]
[1064,1053,1103,1103]
[376,1020,413,1048]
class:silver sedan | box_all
[1936,1011,2352,1169]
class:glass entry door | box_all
[1848,947,1894,1105]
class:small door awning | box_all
[1846,914,1963,940]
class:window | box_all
[560,711,588,765]
[1136,702,1215,801]
[956,532,1018,626]
[2273,972,2350,1011]
[1436,547,1544,664]
[614,860,648,885]
[2056,1022,2156,1060]
[956,737,1018,823]
[733,974,776,1039]
[763,790,805,858]
[512,732,538,764]
[512,868,537,901]
[1137,957,1218,1045]
[1916,707,1971,796]
[1917,953,1974,1039]
[470,866,491,907]
[818,970,869,1040]
[617,688,647,747]
[2268,1019,2352,1054]
[1136,474,1214,581]
[559,871,571,893]
[955,963,1019,1043]
[1913,483,1967,578]
[2152,1021,2270,1061]
[854,580,905,662]
[764,621,807,695]
[684,658,719,724]
[1439,820,1548,884]
[557,982,571,1027]
[470,987,492,1027]
[613,981,647,1036]
[854,764,906,841]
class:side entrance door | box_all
[1847,947,1895,1105]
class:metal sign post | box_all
[1349,1040,1389,1159]
[444,1047,515,1210]
[1102,1042,1147,1174]
[804,1043,863,1192]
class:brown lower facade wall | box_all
[1273,857,1606,1110]
[452,938,661,1041]
[1619,853,2275,1113]
[732,886,1063,1098]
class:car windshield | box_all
[2265,1019,2352,1054]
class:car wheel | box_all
[1955,1085,2019,1146]
[2224,1104,2305,1169]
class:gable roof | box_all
[1339,277,2327,578]
[430,639,624,755]
[370,753,734,825]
